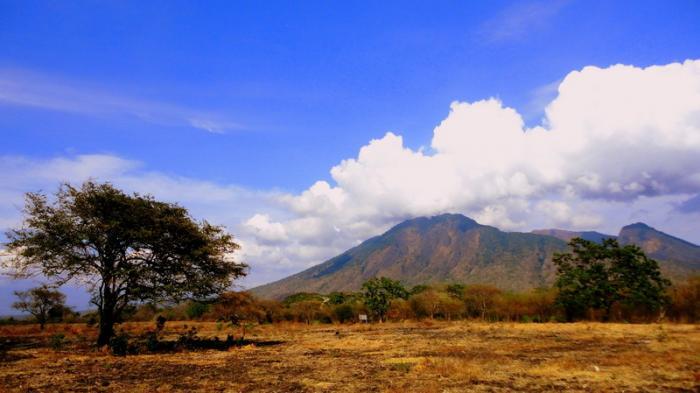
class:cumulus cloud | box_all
[3,60,700,291]
[241,59,700,278]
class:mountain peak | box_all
[388,213,480,233]
[251,215,699,300]
[618,222,699,270]
[252,213,568,299]
[622,222,653,230]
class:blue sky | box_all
[2,1,700,313]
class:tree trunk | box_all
[97,310,115,347]
[97,288,117,347]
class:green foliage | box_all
[554,238,670,321]
[327,292,348,305]
[332,304,355,323]
[185,301,210,320]
[12,285,66,329]
[410,284,429,296]
[282,292,324,306]
[50,333,66,350]
[362,277,408,321]
[6,181,247,346]
[446,284,466,300]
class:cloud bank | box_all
[242,60,700,279]
[2,60,700,291]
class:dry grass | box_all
[1,321,699,392]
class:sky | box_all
[2,1,700,314]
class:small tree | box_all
[554,237,670,321]
[6,181,247,346]
[463,285,502,320]
[362,277,408,322]
[12,285,66,329]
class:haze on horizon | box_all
[2,1,700,313]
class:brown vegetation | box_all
[1,321,698,392]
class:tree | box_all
[667,276,700,323]
[6,181,247,346]
[361,277,408,322]
[553,237,670,321]
[410,289,442,319]
[12,285,66,329]
[463,285,502,320]
[446,283,466,300]
[211,291,262,325]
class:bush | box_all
[185,301,209,320]
[155,315,167,333]
[109,333,129,356]
[145,332,159,352]
[333,304,355,323]
[50,333,66,350]
[86,315,97,328]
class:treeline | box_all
[115,275,700,324]
[4,275,698,327]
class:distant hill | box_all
[251,214,568,299]
[617,222,700,277]
[531,229,616,243]
[252,215,700,300]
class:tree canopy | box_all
[553,237,670,321]
[362,277,408,322]
[12,285,66,329]
[6,181,247,345]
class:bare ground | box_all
[1,321,699,392]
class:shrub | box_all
[50,333,66,350]
[109,333,129,356]
[155,315,167,333]
[145,332,159,352]
[185,301,209,320]
[333,304,355,323]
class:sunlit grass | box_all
[1,321,698,392]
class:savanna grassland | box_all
[1,321,699,392]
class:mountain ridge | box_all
[251,214,699,299]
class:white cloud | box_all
[0,68,241,133]
[241,59,700,278]
[477,0,570,43]
[244,214,288,244]
[3,60,700,293]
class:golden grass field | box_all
[1,321,699,392]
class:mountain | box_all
[531,229,616,243]
[252,215,700,300]
[617,222,700,275]
[531,223,699,280]
[251,214,568,299]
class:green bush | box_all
[185,301,209,320]
[333,304,355,323]
[50,333,66,350]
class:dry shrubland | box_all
[1,321,698,392]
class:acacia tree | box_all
[12,285,66,329]
[362,277,408,322]
[554,237,670,321]
[6,181,247,346]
